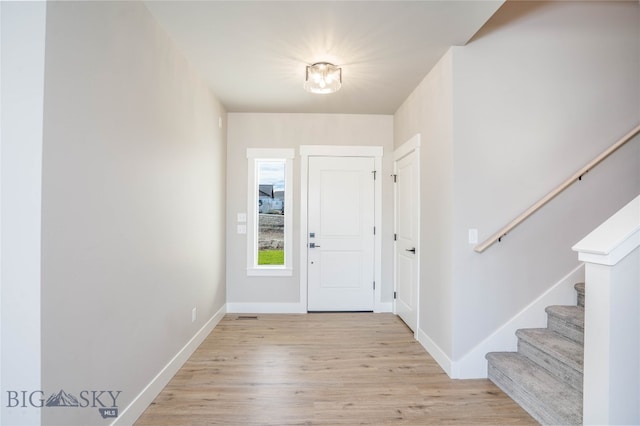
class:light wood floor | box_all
[135,313,536,425]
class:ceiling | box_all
[144,1,504,114]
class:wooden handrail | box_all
[474,124,640,253]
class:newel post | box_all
[572,195,640,425]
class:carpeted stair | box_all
[486,283,585,425]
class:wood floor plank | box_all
[135,313,536,425]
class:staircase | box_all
[486,283,585,425]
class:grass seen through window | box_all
[258,249,284,265]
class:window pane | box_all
[257,160,285,265]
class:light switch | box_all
[468,229,478,244]
[237,224,247,234]
[237,213,247,223]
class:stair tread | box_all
[516,328,583,373]
[546,305,584,328]
[487,352,582,425]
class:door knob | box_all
[405,247,416,254]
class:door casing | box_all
[393,134,421,336]
[300,145,383,312]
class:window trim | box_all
[246,148,294,276]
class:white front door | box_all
[307,156,375,311]
[394,144,420,332]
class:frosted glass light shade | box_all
[304,62,342,94]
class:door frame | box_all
[393,134,421,335]
[300,145,383,312]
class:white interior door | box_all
[307,156,375,311]
[394,147,419,332]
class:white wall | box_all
[450,0,639,360]
[39,2,226,425]
[226,113,393,310]
[394,51,454,357]
[1,2,47,425]
[394,1,640,373]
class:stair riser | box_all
[518,339,583,393]
[574,283,585,308]
[488,362,573,425]
[485,286,585,424]
[547,316,584,345]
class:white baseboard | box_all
[417,327,453,377]
[226,302,306,314]
[375,302,393,313]
[113,304,227,426]
[226,302,391,314]
[452,264,585,379]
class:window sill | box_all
[246,267,293,277]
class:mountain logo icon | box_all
[45,390,80,407]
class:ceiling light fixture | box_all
[304,62,342,94]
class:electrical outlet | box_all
[192,307,197,323]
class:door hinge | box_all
[394,291,397,299]
[372,170,377,180]
[392,174,397,183]
[373,226,376,235]
[373,281,375,290]
[394,233,397,241]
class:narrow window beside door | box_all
[246,148,294,276]
[257,159,285,265]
